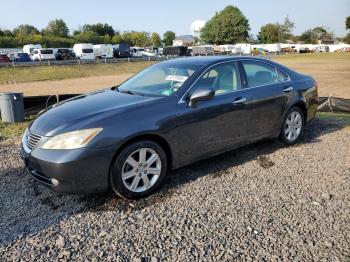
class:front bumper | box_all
[20,144,116,193]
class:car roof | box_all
[159,56,272,67]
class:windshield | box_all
[82,49,93,53]
[41,49,53,54]
[117,63,200,97]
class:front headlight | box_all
[41,128,103,150]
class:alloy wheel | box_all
[121,148,162,193]
[284,111,303,142]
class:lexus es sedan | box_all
[21,56,318,199]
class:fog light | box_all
[51,178,59,186]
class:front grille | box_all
[27,131,43,150]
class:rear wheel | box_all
[110,140,167,199]
[279,107,304,145]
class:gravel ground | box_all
[0,117,349,261]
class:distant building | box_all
[173,35,196,46]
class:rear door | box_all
[239,60,293,138]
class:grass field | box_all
[0,53,349,98]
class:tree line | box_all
[0,7,349,48]
[200,6,350,45]
[0,19,176,48]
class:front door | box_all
[175,61,250,164]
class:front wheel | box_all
[110,140,168,199]
[279,107,304,145]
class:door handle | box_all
[283,87,294,92]
[232,97,247,105]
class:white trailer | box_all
[93,44,113,59]
[23,44,42,55]
[262,43,281,53]
[235,43,252,55]
[73,43,95,60]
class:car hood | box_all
[30,89,159,136]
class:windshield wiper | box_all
[114,86,141,96]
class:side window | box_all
[192,62,241,95]
[242,61,289,88]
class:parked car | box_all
[55,49,76,60]
[93,44,114,59]
[113,43,131,58]
[130,47,144,57]
[73,43,95,60]
[31,48,55,61]
[299,47,312,54]
[0,54,10,63]
[13,52,32,62]
[21,56,318,199]
[314,46,330,53]
[141,47,159,57]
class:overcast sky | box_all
[0,0,349,37]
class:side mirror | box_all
[188,87,215,108]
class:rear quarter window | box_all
[242,61,289,88]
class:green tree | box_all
[258,23,280,43]
[343,33,350,44]
[299,29,317,44]
[151,32,161,47]
[103,34,112,44]
[111,33,123,44]
[2,29,14,37]
[163,31,175,46]
[13,24,39,37]
[121,31,150,46]
[43,19,69,37]
[299,27,334,44]
[346,16,350,30]
[200,5,250,44]
[74,31,103,44]
[82,23,115,37]
[258,16,294,43]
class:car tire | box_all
[110,140,168,200]
[279,107,304,145]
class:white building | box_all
[173,35,196,47]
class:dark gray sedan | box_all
[21,56,318,199]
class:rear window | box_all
[58,49,71,53]
[82,49,93,53]
[41,49,53,54]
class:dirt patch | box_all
[0,54,349,98]
[256,155,275,169]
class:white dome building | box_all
[190,20,206,38]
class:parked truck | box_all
[73,43,95,60]
[163,46,188,56]
[113,43,131,58]
[93,44,114,59]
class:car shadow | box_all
[0,117,348,246]
[80,116,349,212]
